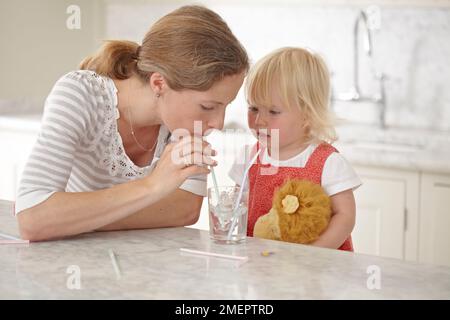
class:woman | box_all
[16,5,249,241]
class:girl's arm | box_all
[310,189,356,249]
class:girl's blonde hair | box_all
[80,5,249,90]
[245,47,337,144]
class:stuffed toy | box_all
[253,179,332,244]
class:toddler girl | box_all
[229,47,362,251]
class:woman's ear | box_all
[149,72,165,96]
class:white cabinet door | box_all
[419,173,450,267]
[352,166,419,261]
[353,176,405,259]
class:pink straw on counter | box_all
[180,248,248,261]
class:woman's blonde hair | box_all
[245,47,337,144]
[80,5,249,90]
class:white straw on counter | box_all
[108,249,122,280]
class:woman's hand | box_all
[145,135,217,198]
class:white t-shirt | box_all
[228,143,362,196]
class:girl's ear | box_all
[302,118,312,137]
[301,115,310,129]
[149,72,165,96]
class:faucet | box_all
[352,10,373,100]
[333,9,387,128]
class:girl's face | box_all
[159,72,245,136]
[247,87,309,155]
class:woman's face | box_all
[158,72,245,136]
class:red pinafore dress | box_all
[247,142,354,251]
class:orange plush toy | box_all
[253,179,331,244]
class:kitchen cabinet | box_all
[354,167,450,267]
[419,173,450,267]
[352,165,420,261]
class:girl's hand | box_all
[145,135,217,198]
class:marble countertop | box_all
[1,200,449,299]
[334,123,450,174]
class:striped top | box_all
[15,70,207,215]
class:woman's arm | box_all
[17,178,160,241]
[96,189,203,231]
[17,139,214,242]
[310,189,356,249]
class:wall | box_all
[103,0,450,131]
[0,0,104,108]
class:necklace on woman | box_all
[126,107,159,152]
[124,79,159,152]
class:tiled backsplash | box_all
[105,2,450,131]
